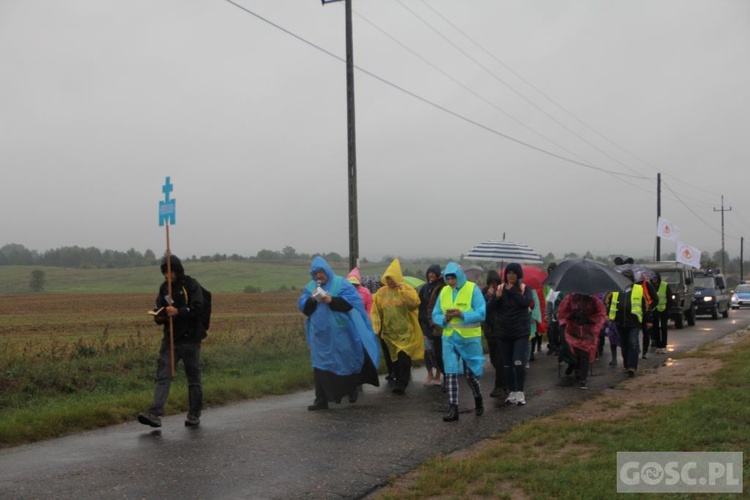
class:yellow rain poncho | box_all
[371,259,423,362]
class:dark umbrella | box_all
[542,258,632,295]
[614,263,655,282]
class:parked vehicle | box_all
[693,272,730,319]
[731,283,750,309]
[642,261,695,329]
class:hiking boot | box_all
[391,386,405,395]
[627,368,636,377]
[641,354,648,360]
[137,412,162,428]
[474,396,484,416]
[185,414,200,427]
[565,364,575,376]
[580,381,588,390]
[505,391,518,404]
[489,387,505,398]
[307,398,329,411]
[442,404,459,422]
[515,392,526,405]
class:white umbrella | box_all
[465,239,543,265]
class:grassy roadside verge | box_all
[0,328,312,448]
[375,331,750,499]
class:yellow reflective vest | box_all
[608,286,644,323]
[656,281,667,312]
[439,282,482,338]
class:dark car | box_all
[693,273,730,319]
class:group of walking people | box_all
[298,256,546,422]
[135,254,674,428]
[547,262,674,386]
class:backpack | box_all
[199,285,212,331]
[182,281,212,333]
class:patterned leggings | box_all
[445,365,481,405]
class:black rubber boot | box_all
[443,404,459,422]
[474,397,484,416]
[307,398,329,411]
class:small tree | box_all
[29,269,46,292]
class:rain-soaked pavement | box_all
[1,311,748,499]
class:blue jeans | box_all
[621,326,640,370]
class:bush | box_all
[243,285,261,293]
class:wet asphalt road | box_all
[1,310,749,499]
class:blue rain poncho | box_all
[298,256,380,377]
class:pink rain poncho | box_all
[557,293,607,362]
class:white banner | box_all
[656,217,679,241]
[676,241,701,268]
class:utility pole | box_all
[741,237,745,282]
[713,195,732,273]
[656,173,661,261]
[322,0,358,271]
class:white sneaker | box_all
[516,392,526,405]
[505,391,518,404]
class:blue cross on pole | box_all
[159,177,176,226]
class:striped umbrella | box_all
[465,239,543,265]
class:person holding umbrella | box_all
[432,262,486,421]
[557,293,607,389]
[606,269,650,377]
[488,262,535,406]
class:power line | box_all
[221,0,649,181]
[354,9,594,166]
[399,0,647,178]
[421,2,749,242]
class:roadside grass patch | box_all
[0,292,315,447]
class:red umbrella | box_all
[500,265,548,334]
[500,265,547,291]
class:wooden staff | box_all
[166,223,175,379]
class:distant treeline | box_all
[0,243,348,269]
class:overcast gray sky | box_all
[2,0,749,262]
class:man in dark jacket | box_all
[481,270,505,397]
[649,272,673,354]
[639,276,659,360]
[606,269,649,377]
[138,255,207,428]
[418,264,444,386]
